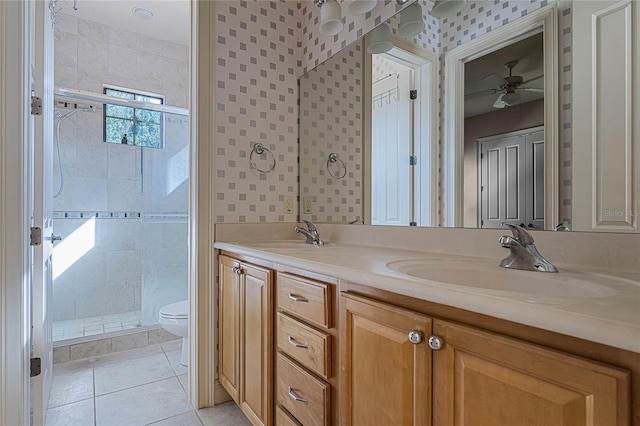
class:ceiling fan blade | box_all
[518,87,544,93]
[493,93,507,109]
[464,88,498,101]
[522,75,544,85]
[484,73,507,88]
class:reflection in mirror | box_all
[463,31,544,230]
[299,4,437,226]
[299,1,639,233]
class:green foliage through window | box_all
[103,87,164,149]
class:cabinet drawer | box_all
[278,273,331,328]
[277,312,331,379]
[276,405,302,426]
[277,353,330,426]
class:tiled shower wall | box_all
[52,15,189,322]
[213,0,570,225]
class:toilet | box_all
[159,300,189,366]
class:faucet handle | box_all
[300,219,317,231]
[502,223,535,245]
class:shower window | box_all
[103,86,165,148]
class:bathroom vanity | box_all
[214,224,640,426]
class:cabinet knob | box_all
[231,265,242,275]
[408,331,424,344]
[288,386,308,404]
[428,335,444,351]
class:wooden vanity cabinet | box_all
[340,291,631,426]
[342,293,433,426]
[432,319,630,426]
[219,255,273,426]
[275,272,336,426]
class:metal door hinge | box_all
[30,357,41,377]
[410,155,418,166]
[30,227,42,246]
[31,96,43,115]
[481,186,484,192]
[409,221,417,226]
[409,90,417,100]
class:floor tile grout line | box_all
[93,360,97,426]
[94,374,181,399]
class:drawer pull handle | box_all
[288,293,309,303]
[288,386,308,404]
[288,336,309,349]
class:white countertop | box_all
[214,241,640,354]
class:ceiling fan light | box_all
[343,0,376,15]
[319,0,344,36]
[502,91,520,106]
[367,23,393,54]
[431,0,466,19]
[397,3,425,38]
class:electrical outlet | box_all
[283,195,294,214]
[303,197,313,214]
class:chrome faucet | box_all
[294,220,324,246]
[499,224,558,272]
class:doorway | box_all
[365,35,438,227]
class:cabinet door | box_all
[432,320,630,426]
[342,293,432,426]
[240,263,273,426]
[219,255,240,403]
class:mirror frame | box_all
[442,4,559,229]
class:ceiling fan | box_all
[465,60,544,108]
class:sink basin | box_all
[242,241,334,249]
[386,259,619,299]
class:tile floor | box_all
[53,311,143,342]
[46,340,251,426]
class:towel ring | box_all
[250,143,276,174]
[326,153,347,179]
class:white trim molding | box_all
[442,4,559,229]
[0,0,33,424]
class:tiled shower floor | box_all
[53,310,143,342]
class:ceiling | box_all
[60,0,190,46]
[464,32,544,118]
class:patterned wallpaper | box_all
[213,0,301,223]
[212,0,572,226]
[299,40,364,223]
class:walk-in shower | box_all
[52,88,189,343]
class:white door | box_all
[479,127,544,229]
[31,0,56,423]
[371,68,412,225]
[572,0,640,232]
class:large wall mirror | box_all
[299,1,639,233]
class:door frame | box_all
[0,0,219,419]
[442,4,558,229]
[0,1,34,424]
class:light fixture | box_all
[430,0,467,19]
[132,7,155,21]
[367,23,393,54]
[397,3,425,38]
[343,0,376,15]
[502,90,520,106]
[317,0,344,36]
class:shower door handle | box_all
[50,234,62,244]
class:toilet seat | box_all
[159,300,188,320]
